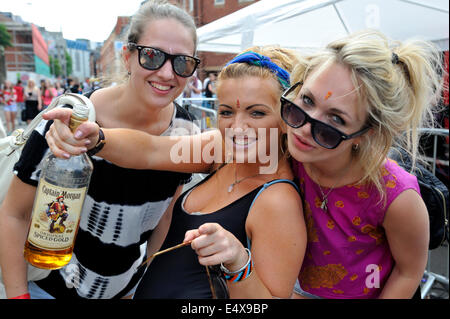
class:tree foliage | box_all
[0,24,12,49]
[65,51,72,76]
[49,55,62,77]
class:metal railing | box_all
[418,128,449,299]
[178,97,218,131]
[418,128,449,175]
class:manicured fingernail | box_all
[74,131,82,138]
[63,153,70,159]
[85,140,91,145]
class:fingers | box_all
[42,106,99,142]
[45,113,100,158]
[46,121,88,158]
[72,122,100,147]
[198,223,220,235]
[42,108,73,125]
[184,229,201,243]
[187,223,243,266]
[183,223,219,244]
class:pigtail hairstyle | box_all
[290,30,445,203]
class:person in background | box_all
[41,80,57,109]
[1,80,17,133]
[23,79,42,124]
[187,71,203,104]
[0,0,200,300]
[14,80,25,123]
[69,77,82,94]
[203,72,217,109]
[55,81,65,96]
[43,46,307,299]
[282,30,444,299]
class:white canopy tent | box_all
[197,0,449,54]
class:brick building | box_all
[97,0,260,81]
[186,0,260,77]
[0,12,51,83]
[98,16,130,79]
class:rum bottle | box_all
[24,103,93,269]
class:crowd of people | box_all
[0,77,100,134]
[0,0,447,300]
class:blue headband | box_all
[225,51,290,89]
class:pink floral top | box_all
[292,158,420,299]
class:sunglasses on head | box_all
[280,82,370,149]
[128,43,200,78]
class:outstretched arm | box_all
[43,108,223,173]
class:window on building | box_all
[239,0,254,2]
[214,0,225,6]
[189,0,194,12]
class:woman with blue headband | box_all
[44,46,307,298]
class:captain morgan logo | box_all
[28,180,86,250]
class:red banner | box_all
[31,24,49,66]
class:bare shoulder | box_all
[88,86,123,125]
[245,179,305,249]
[88,87,115,107]
[248,180,303,218]
[383,188,428,229]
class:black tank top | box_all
[133,174,298,299]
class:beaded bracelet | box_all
[220,248,253,283]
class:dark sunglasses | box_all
[280,82,370,149]
[128,43,200,78]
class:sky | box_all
[0,0,145,43]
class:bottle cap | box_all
[72,103,90,120]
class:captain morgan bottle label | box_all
[27,179,87,250]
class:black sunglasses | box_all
[128,43,200,78]
[280,82,370,149]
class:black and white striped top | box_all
[14,102,199,299]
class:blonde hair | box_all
[102,0,197,86]
[217,45,302,158]
[218,45,300,95]
[291,30,445,203]
[126,0,197,50]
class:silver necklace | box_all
[228,167,261,193]
[317,185,334,212]
[312,161,353,212]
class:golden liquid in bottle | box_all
[24,109,92,269]
[24,222,81,270]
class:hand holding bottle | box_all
[43,108,100,158]
[25,103,94,269]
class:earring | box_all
[352,144,359,152]
[127,71,131,76]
